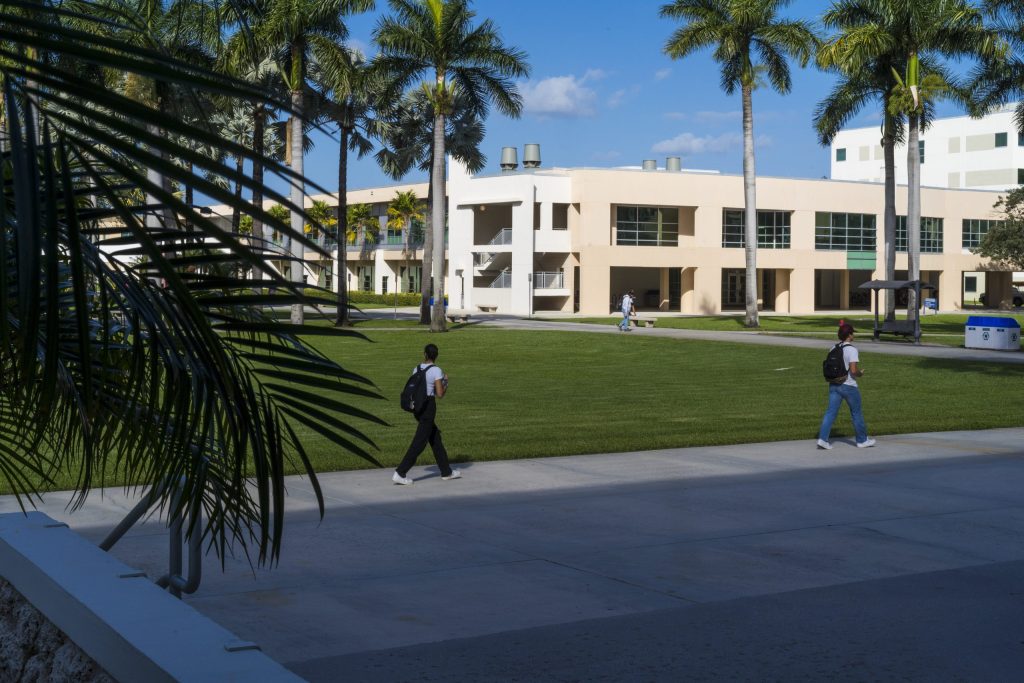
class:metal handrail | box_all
[533,271,565,289]
[488,228,513,246]
[100,475,206,599]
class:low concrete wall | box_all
[0,577,113,681]
[0,512,303,682]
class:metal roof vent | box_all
[642,159,657,171]
[523,143,542,168]
[500,146,518,172]
[666,157,681,172]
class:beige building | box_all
[447,155,1014,316]
[186,151,1016,316]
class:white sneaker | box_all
[392,472,414,485]
[816,439,832,450]
[856,438,877,449]
[442,469,462,481]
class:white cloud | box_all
[608,85,640,108]
[521,73,600,117]
[652,132,772,155]
[654,68,672,81]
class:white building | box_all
[830,105,1024,191]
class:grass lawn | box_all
[19,326,1024,493]
[280,327,1024,476]
[550,313,1024,349]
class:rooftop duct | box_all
[523,143,542,168]
[666,157,682,172]
[642,159,657,171]
[500,146,519,172]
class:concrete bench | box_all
[631,317,656,328]
[447,313,472,324]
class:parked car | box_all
[979,289,1024,307]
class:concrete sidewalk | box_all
[4,429,1024,680]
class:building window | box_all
[722,209,791,249]
[615,206,678,246]
[1018,168,1024,185]
[995,132,1008,147]
[382,276,389,294]
[835,148,846,162]
[1018,132,1024,146]
[918,140,925,163]
[356,266,374,292]
[965,275,977,293]
[815,212,877,251]
[896,216,944,253]
[962,218,1003,249]
[408,219,425,247]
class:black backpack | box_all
[400,364,434,413]
[822,343,848,383]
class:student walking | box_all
[817,322,876,450]
[393,343,462,485]
[618,289,635,331]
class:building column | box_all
[579,263,610,315]
[938,269,957,311]
[790,268,814,314]
[680,267,695,313]
[510,202,534,315]
[774,269,791,313]
[693,266,722,315]
[538,201,552,231]
[659,268,670,311]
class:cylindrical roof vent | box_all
[500,146,518,172]
[523,143,542,168]
[666,156,682,172]
[642,159,657,171]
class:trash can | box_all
[965,316,1021,351]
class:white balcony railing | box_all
[487,228,513,246]
[488,271,512,288]
[533,271,565,289]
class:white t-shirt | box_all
[621,295,633,313]
[840,343,860,387]
[414,363,444,396]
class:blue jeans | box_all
[817,383,868,444]
[619,310,631,330]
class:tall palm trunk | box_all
[335,128,350,326]
[288,88,305,325]
[252,105,268,256]
[231,154,244,233]
[741,83,759,328]
[906,112,921,310]
[430,109,447,332]
[882,105,897,320]
[145,123,163,230]
[420,180,433,325]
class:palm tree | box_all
[820,0,1001,309]
[387,189,426,294]
[374,0,529,332]
[817,6,905,320]
[313,47,382,326]
[661,0,816,328]
[255,0,374,324]
[1,0,384,569]
[374,86,487,323]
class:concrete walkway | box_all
[4,429,1024,680]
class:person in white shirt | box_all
[817,322,876,450]
[392,343,461,485]
[618,290,635,331]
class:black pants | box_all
[396,398,452,477]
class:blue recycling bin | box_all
[965,316,1021,351]
[428,296,448,309]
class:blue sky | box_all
[298,0,967,194]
